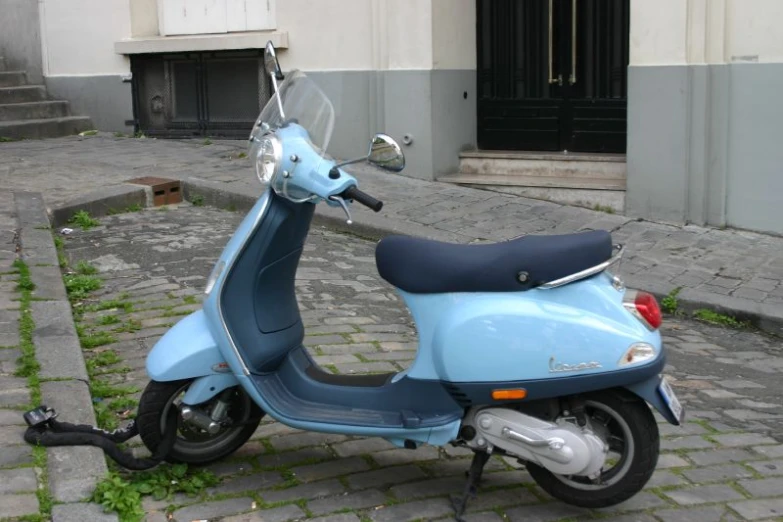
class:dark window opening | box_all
[130,50,271,138]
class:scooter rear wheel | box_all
[525,389,659,508]
[137,379,263,465]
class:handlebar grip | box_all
[342,186,383,212]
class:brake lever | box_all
[328,195,353,225]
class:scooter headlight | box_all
[254,135,282,186]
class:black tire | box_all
[525,389,659,508]
[137,379,263,465]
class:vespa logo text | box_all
[549,356,602,373]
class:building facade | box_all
[1,0,781,235]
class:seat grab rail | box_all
[538,245,624,290]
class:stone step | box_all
[439,172,626,213]
[0,85,46,104]
[0,71,26,88]
[458,150,626,180]
[0,116,93,139]
[0,101,69,120]
[0,57,5,72]
[439,173,626,191]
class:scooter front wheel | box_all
[524,389,659,508]
[137,379,263,465]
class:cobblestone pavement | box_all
[2,134,783,333]
[54,203,783,522]
[0,192,43,520]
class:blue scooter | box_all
[138,43,684,518]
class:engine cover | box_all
[464,408,607,477]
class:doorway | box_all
[476,0,630,153]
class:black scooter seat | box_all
[375,230,612,293]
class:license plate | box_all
[658,377,685,424]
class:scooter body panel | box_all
[401,273,661,383]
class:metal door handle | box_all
[569,0,577,85]
[548,0,562,85]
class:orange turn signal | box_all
[491,389,527,400]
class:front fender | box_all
[146,310,226,381]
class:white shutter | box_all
[245,0,275,31]
[159,0,228,36]
[158,0,275,36]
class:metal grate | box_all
[131,50,271,138]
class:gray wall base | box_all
[309,69,476,182]
[627,63,783,235]
[45,75,134,133]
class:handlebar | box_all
[341,186,383,212]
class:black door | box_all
[477,0,629,153]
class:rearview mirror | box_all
[367,134,405,172]
[264,41,284,81]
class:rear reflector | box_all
[492,389,527,400]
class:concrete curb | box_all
[13,191,117,521]
[54,180,783,337]
[48,184,148,228]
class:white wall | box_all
[41,0,131,76]
[275,0,373,71]
[727,0,783,63]
[275,0,436,72]
[43,0,476,75]
[432,0,475,70]
[630,0,687,65]
[631,0,783,66]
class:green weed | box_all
[90,379,139,400]
[593,204,616,214]
[693,309,749,328]
[69,210,100,230]
[93,466,219,521]
[64,273,102,301]
[78,329,117,349]
[113,319,142,333]
[86,350,122,371]
[12,259,52,517]
[97,314,121,326]
[76,260,98,275]
[83,299,134,313]
[190,194,205,207]
[661,287,681,315]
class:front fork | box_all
[181,373,240,405]
[179,388,235,434]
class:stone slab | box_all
[0,493,39,518]
[51,502,119,522]
[36,334,89,381]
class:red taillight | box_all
[634,292,662,330]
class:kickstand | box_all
[451,450,491,522]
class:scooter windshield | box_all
[250,70,335,157]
